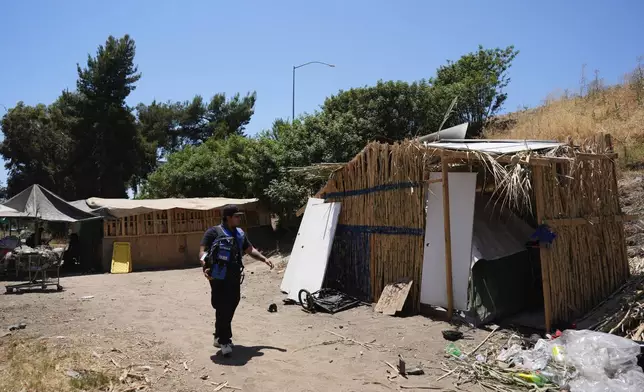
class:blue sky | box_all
[1,0,642,186]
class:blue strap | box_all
[219,225,244,253]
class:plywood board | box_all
[420,172,476,310]
[281,200,341,301]
[375,278,413,315]
[279,198,326,293]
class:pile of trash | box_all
[4,245,65,269]
[497,330,644,391]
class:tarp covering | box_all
[468,194,542,325]
[3,185,98,222]
[84,197,259,218]
[471,195,535,263]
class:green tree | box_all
[431,45,519,135]
[140,135,258,199]
[0,101,75,198]
[136,92,256,156]
[320,80,444,142]
[142,45,519,219]
[67,34,147,199]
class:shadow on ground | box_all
[210,345,287,366]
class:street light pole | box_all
[292,61,335,122]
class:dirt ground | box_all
[2,173,641,392]
[1,259,499,392]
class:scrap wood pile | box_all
[579,274,644,339]
[440,329,644,392]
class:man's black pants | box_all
[209,273,241,345]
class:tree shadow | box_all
[210,345,286,367]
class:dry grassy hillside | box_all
[486,65,644,169]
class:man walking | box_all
[199,205,273,355]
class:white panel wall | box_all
[420,172,477,310]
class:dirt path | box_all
[1,261,493,392]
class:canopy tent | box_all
[3,185,98,222]
[0,204,28,218]
[83,197,259,218]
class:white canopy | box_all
[83,197,259,218]
[0,204,28,218]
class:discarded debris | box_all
[406,366,424,376]
[441,329,463,342]
[110,357,121,368]
[65,370,81,379]
[325,330,374,350]
[375,278,413,316]
[466,325,499,357]
[81,295,94,300]
[8,322,27,331]
[201,374,209,380]
[268,303,277,313]
[183,361,190,372]
[398,355,406,376]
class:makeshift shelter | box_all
[73,197,272,271]
[3,185,98,222]
[305,134,630,331]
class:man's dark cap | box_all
[222,205,244,218]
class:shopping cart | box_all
[5,247,64,293]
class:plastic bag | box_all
[514,339,551,370]
[556,330,644,392]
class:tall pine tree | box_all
[68,35,146,198]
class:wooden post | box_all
[168,209,174,235]
[533,165,552,332]
[441,153,454,319]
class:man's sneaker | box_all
[221,343,233,355]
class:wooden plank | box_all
[533,165,552,332]
[441,154,454,320]
[546,214,640,226]
[374,278,413,315]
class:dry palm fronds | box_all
[288,163,347,181]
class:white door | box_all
[280,199,342,301]
[420,172,477,310]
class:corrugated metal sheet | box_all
[425,139,563,154]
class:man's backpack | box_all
[205,225,245,280]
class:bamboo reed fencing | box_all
[534,134,629,329]
[319,134,629,326]
[321,143,437,312]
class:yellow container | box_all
[111,242,132,274]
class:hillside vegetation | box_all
[486,64,644,169]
